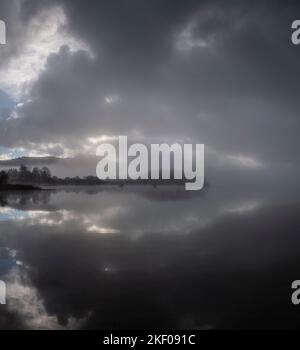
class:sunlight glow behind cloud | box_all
[0,5,93,98]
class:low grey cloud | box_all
[0,0,299,170]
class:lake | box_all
[0,184,300,329]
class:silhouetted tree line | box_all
[0,165,205,187]
[0,171,9,185]
[0,165,103,186]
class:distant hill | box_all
[0,156,99,177]
[0,156,64,167]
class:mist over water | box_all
[0,184,300,330]
[1,0,300,332]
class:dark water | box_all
[0,185,300,329]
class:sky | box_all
[1,1,300,329]
[0,0,299,177]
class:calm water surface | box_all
[0,185,300,329]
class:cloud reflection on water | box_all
[0,186,300,329]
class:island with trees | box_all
[0,164,205,191]
[0,168,41,191]
[0,165,102,190]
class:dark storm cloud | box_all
[0,0,300,166]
